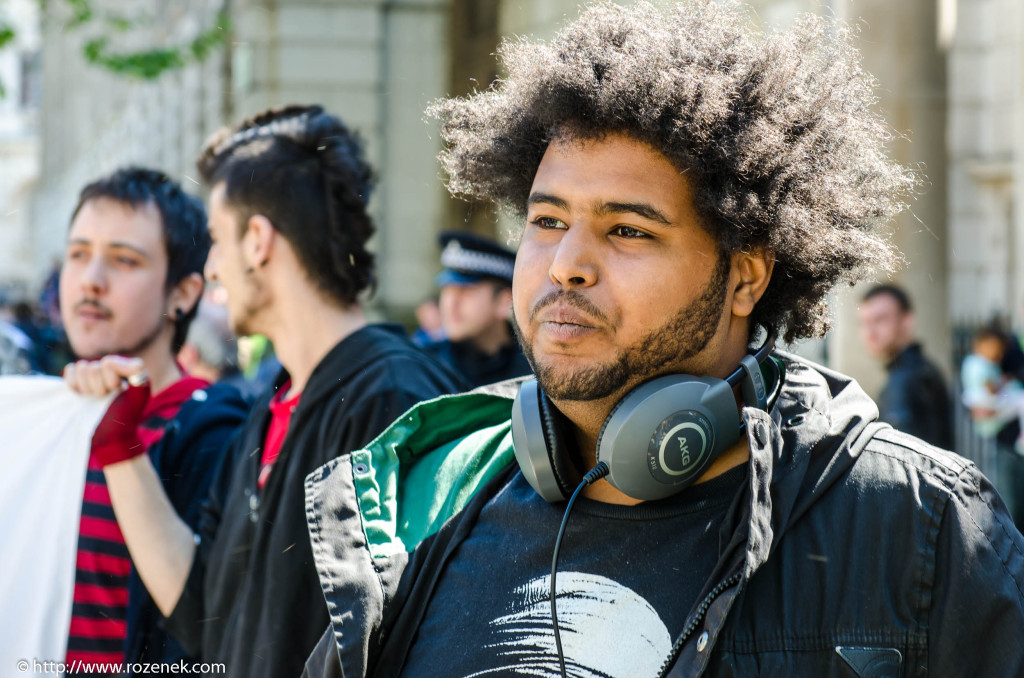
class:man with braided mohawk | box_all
[302,3,1024,677]
[77,106,462,678]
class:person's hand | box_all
[64,356,152,467]
[63,355,146,397]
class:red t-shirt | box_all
[66,376,208,667]
[258,382,301,490]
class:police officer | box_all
[425,231,532,388]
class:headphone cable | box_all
[551,461,610,678]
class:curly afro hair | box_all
[429,1,916,342]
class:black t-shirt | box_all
[400,464,747,677]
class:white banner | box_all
[0,376,112,668]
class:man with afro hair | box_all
[302,3,1024,676]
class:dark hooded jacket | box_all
[302,353,1024,677]
[163,324,462,678]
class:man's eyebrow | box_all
[109,242,151,258]
[68,238,150,259]
[596,201,671,225]
[527,192,570,211]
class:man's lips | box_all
[539,320,596,342]
[536,305,594,327]
[536,305,598,341]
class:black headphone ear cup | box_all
[597,375,741,501]
[511,380,572,502]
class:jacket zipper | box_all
[656,571,743,678]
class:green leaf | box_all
[79,9,229,81]
[83,36,107,63]
[0,25,15,49]
[105,15,134,33]
[63,0,94,30]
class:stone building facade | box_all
[0,0,41,300]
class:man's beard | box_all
[227,266,267,338]
[515,255,730,402]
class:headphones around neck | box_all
[510,333,783,502]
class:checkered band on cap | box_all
[441,240,515,281]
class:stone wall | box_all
[948,0,1024,326]
[0,0,41,298]
[31,0,227,291]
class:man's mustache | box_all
[74,299,113,317]
[528,289,608,324]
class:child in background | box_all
[962,328,1023,439]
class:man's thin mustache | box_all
[529,290,607,324]
[74,299,112,316]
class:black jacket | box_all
[125,382,250,667]
[878,343,952,449]
[164,324,462,678]
[302,353,1024,677]
[423,337,531,389]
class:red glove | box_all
[91,383,152,467]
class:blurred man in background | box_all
[425,231,531,388]
[177,298,238,384]
[59,167,248,668]
[859,284,952,448]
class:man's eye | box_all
[116,257,140,267]
[531,216,566,230]
[612,225,648,238]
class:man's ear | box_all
[169,272,204,320]
[244,214,276,270]
[730,248,774,319]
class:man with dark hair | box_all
[858,283,953,448]
[302,3,1024,676]
[425,231,531,387]
[75,106,462,678]
[59,167,249,668]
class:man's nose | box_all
[548,225,598,288]
[80,257,107,295]
[204,255,219,283]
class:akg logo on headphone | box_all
[648,411,714,485]
[677,435,691,466]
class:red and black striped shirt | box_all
[66,376,208,667]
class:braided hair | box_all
[197,105,376,306]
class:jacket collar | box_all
[269,323,414,415]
